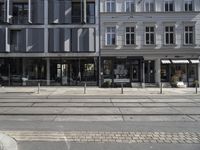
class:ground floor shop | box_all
[0,57,199,87]
[161,59,199,87]
[101,57,200,87]
[0,57,98,86]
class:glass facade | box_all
[102,57,143,87]
[0,58,98,86]
[50,58,97,86]
[161,61,198,87]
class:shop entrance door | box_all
[145,60,155,83]
[61,64,69,85]
[56,64,70,85]
[131,62,140,82]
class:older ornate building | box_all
[100,0,200,87]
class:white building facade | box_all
[100,0,200,87]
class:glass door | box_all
[56,63,70,85]
[145,60,155,83]
[131,64,140,82]
[61,64,69,85]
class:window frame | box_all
[164,0,174,12]
[125,0,135,13]
[164,26,175,45]
[184,0,193,12]
[106,0,116,12]
[105,26,116,46]
[144,0,155,12]
[125,26,135,45]
[145,26,155,45]
[184,26,194,45]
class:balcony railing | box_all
[72,16,82,24]
[10,44,26,52]
[87,16,95,24]
[72,16,95,24]
[12,16,28,24]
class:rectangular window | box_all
[125,0,135,12]
[0,2,5,22]
[145,26,155,45]
[10,29,26,52]
[185,1,193,11]
[145,0,154,12]
[72,2,81,23]
[125,27,135,45]
[71,28,95,52]
[165,26,175,45]
[106,0,115,12]
[184,26,194,45]
[106,27,116,45]
[13,3,28,24]
[87,2,95,24]
[165,1,174,12]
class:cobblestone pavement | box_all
[1,131,200,144]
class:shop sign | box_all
[114,79,130,83]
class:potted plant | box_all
[102,81,111,88]
[170,75,179,88]
[193,80,199,87]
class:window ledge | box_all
[104,45,118,48]
[163,44,177,47]
[123,44,137,47]
[143,44,157,47]
[183,44,196,47]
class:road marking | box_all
[1,131,200,144]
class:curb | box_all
[0,133,18,150]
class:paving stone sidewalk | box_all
[0,86,200,96]
[1,131,200,144]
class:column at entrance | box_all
[155,58,161,87]
[22,58,26,86]
[198,60,200,87]
[46,58,50,85]
[142,61,145,88]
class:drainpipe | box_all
[198,56,200,87]
[28,0,32,23]
[98,0,101,87]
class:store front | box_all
[161,59,199,87]
[0,58,47,86]
[101,57,143,87]
[0,57,98,86]
[50,58,98,86]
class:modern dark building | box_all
[0,0,100,86]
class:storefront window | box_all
[171,64,187,82]
[103,60,112,75]
[161,64,170,82]
[114,59,130,83]
[188,64,198,86]
[83,63,95,81]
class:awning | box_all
[161,60,171,64]
[171,60,190,64]
[190,60,200,64]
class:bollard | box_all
[84,82,86,94]
[121,83,124,94]
[160,82,163,94]
[196,82,198,94]
[38,82,40,94]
